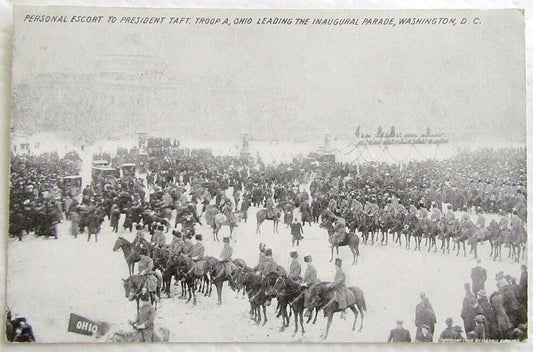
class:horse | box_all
[308,282,367,340]
[273,276,305,334]
[240,271,269,325]
[113,237,141,276]
[161,254,180,297]
[256,205,283,234]
[175,254,208,305]
[122,274,161,313]
[203,256,238,305]
[213,212,243,241]
[320,220,360,265]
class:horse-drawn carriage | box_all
[62,175,82,198]
[119,163,136,178]
[91,166,118,187]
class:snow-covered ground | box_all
[6,199,524,343]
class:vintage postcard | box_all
[6,6,526,343]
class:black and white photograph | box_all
[5,5,527,344]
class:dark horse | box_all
[320,220,360,265]
[122,274,161,313]
[239,271,269,325]
[113,237,141,275]
[175,254,208,305]
[256,205,283,234]
[204,256,238,305]
[273,276,306,335]
[309,282,367,340]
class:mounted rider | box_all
[329,216,347,247]
[213,236,233,282]
[266,196,276,218]
[292,255,318,308]
[288,251,302,283]
[182,233,194,256]
[222,197,238,227]
[187,234,206,276]
[132,224,151,256]
[169,229,184,255]
[253,242,267,273]
[137,254,160,303]
[323,258,354,319]
[151,224,166,248]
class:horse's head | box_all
[122,277,131,298]
[309,282,327,308]
[113,237,124,252]
[273,275,286,292]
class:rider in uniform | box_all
[187,234,205,277]
[223,198,238,227]
[169,230,184,254]
[292,255,318,309]
[213,236,233,282]
[266,197,276,218]
[151,224,166,248]
[288,251,302,283]
[329,217,347,247]
[182,233,194,256]
[137,254,159,303]
[253,242,267,273]
[323,258,348,319]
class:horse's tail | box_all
[350,286,366,313]
[360,291,367,313]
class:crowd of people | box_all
[388,261,528,343]
[8,141,527,342]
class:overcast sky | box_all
[12,7,526,142]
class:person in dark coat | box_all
[290,218,304,247]
[471,259,487,297]
[490,290,512,340]
[500,277,525,327]
[461,283,477,335]
[388,320,411,342]
[476,290,495,339]
[415,292,436,338]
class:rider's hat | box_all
[195,234,203,241]
[304,255,312,263]
[223,236,230,243]
[173,230,182,238]
[265,248,273,256]
[290,251,298,258]
[334,258,342,266]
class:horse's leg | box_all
[312,308,319,324]
[330,246,334,262]
[350,246,356,265]
[216,281,223,305]
[300,307,305,334]
[322,313,332,340]
[350,305,358,331]
[262,304,268,326]
[293,306,299,334]
[192,278,197,305]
